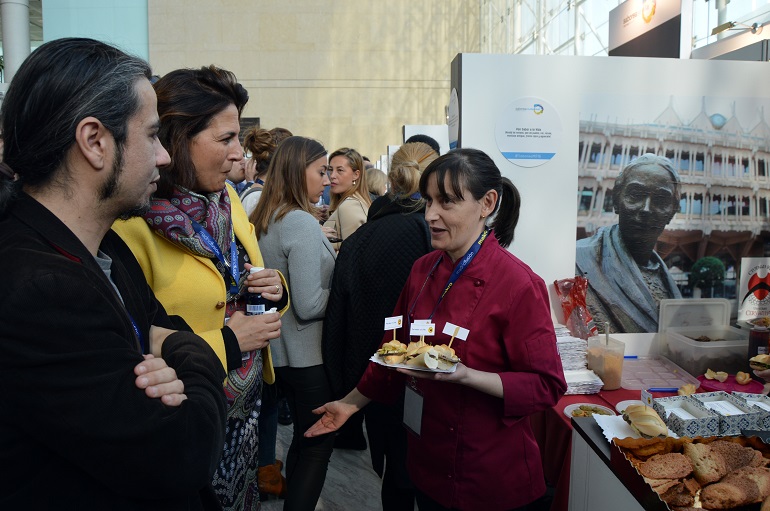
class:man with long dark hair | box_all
[0,38,227,510]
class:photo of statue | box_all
[576,94,770,334]
[576,154,682,333]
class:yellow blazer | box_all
[112,185,286,384]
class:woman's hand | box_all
[396,363,469,383]
[396,363,504,398]
[305,388,371,438]
[244,263,284,302]
[304,400,357,437]
[226,310,281,352]
[320,225,339,241]
[134,354,187,406]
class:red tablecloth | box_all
[530,388,677,511]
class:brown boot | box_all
[258,461,287,499]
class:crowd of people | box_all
[0,38,568,511]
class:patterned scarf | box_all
[143,186,233,259]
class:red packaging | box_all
[554,276,598,339]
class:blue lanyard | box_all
[256,178,265,186]
[408,228,489,320]
[189,219,239,295]
[126,312,146,354]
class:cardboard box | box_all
[733,392,770,430]
[652,395,720,438]
[690,391,762,435]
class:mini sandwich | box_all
[376,340,408,364]
[434,344,460,370]
[405,345,439,370]
[405,340,426,358]
[622,404,668,439]
[750,354,770,371]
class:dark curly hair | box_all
[152,65,248,197]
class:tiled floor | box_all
[261,423,385,511]
[261,423,553,511]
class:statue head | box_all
[612,154,680,250]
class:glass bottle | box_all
[245,266,267,316]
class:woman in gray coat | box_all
[249,136,336,511]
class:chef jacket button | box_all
[215,301,226,309]
[449,427,454,432]
[448,474,453,479]
[474,280,481,287]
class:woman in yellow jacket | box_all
[113,66,288,511]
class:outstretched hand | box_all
[304,400,357,438]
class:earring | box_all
[353,180,356,185]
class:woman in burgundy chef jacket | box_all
[306,148,567,511]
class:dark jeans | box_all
[275,365,335,511]
[258,381,280,467]
[415,489,546,511]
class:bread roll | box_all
[405,347,439,369]
[377,340,407,364]
[751,354,770,371]
[622,404,668,439]
[405,341,425,358]
[434,344,460,370]
[382,354,406,364]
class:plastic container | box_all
[658,298,748,378]
[664,327,747,377]
[621,356,700,390]
[587,336,625,390]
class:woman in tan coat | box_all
[322,147,372,250]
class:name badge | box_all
[403,384,424,436]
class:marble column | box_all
[1,0,30,83]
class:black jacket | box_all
[0,193,226,510]
[322,195,432,398]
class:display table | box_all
[567,417,668,511]
[530,388,676,511]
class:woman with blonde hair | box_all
[367,167,388,198]
[321,141,438,510]
[249,136,336,511]
[322,147,372,249]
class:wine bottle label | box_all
[246,304,266,315]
